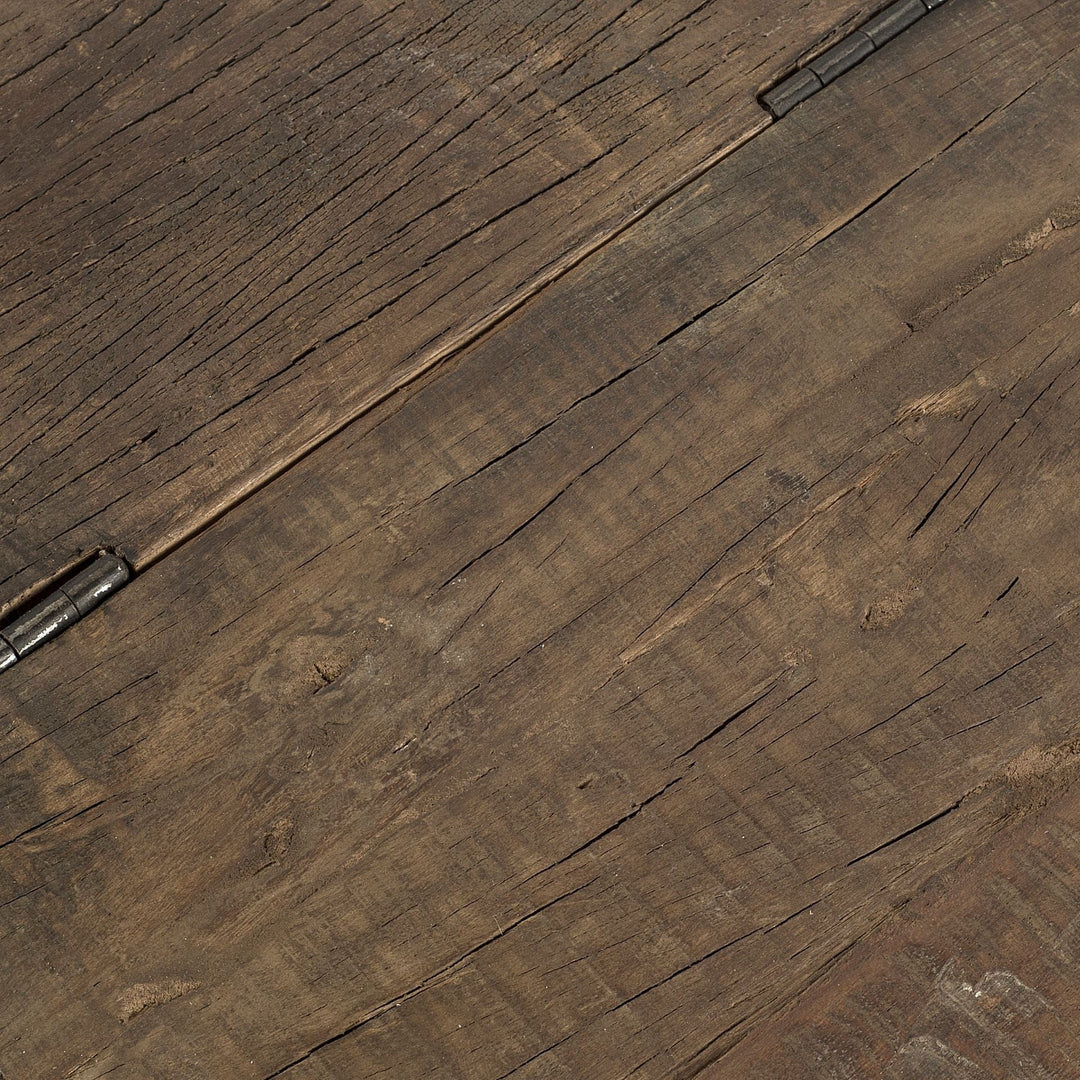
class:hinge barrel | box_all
[0,553,131,669]
[761,0,949,119]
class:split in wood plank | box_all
[4,1,1080,1076]
[0,0,885,611]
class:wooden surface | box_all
[712,777,1080,1078]
[5,0,1080,1077]
[0,0,882,612]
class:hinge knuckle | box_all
[0,553,131,669]
[60,554,131,617]
[4,592,80,657]
[863,0,927,48]
[761,68,823,119]
[760,0,948,118]
[809,31,874,87]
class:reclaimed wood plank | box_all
[3,1,1080,1076]
[0,0,879,610]
[707,777,1080,1078]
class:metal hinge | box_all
[761,0,950,118]
[0,553,130,672]
[0,0,948,674]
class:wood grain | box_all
[708,776,1080,1078]
[3,0,1080,1076]
[0,0,879,611]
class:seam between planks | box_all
[130,114,771,573]
[0,0,950,658]
[125,0,957,582]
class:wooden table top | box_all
[3,1,1080,1077]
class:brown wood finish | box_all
[709,777,1080,1078]
[3,0,1080,1077]
[0,0,880,611]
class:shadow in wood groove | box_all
[3,1,1080,1077]
[3,0,890,609]
[130,115,772,577]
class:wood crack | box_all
[260,878,599,1079]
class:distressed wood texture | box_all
[0,0,879,610]
[710,777,1080,1079]
[4,0,1080,1077]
